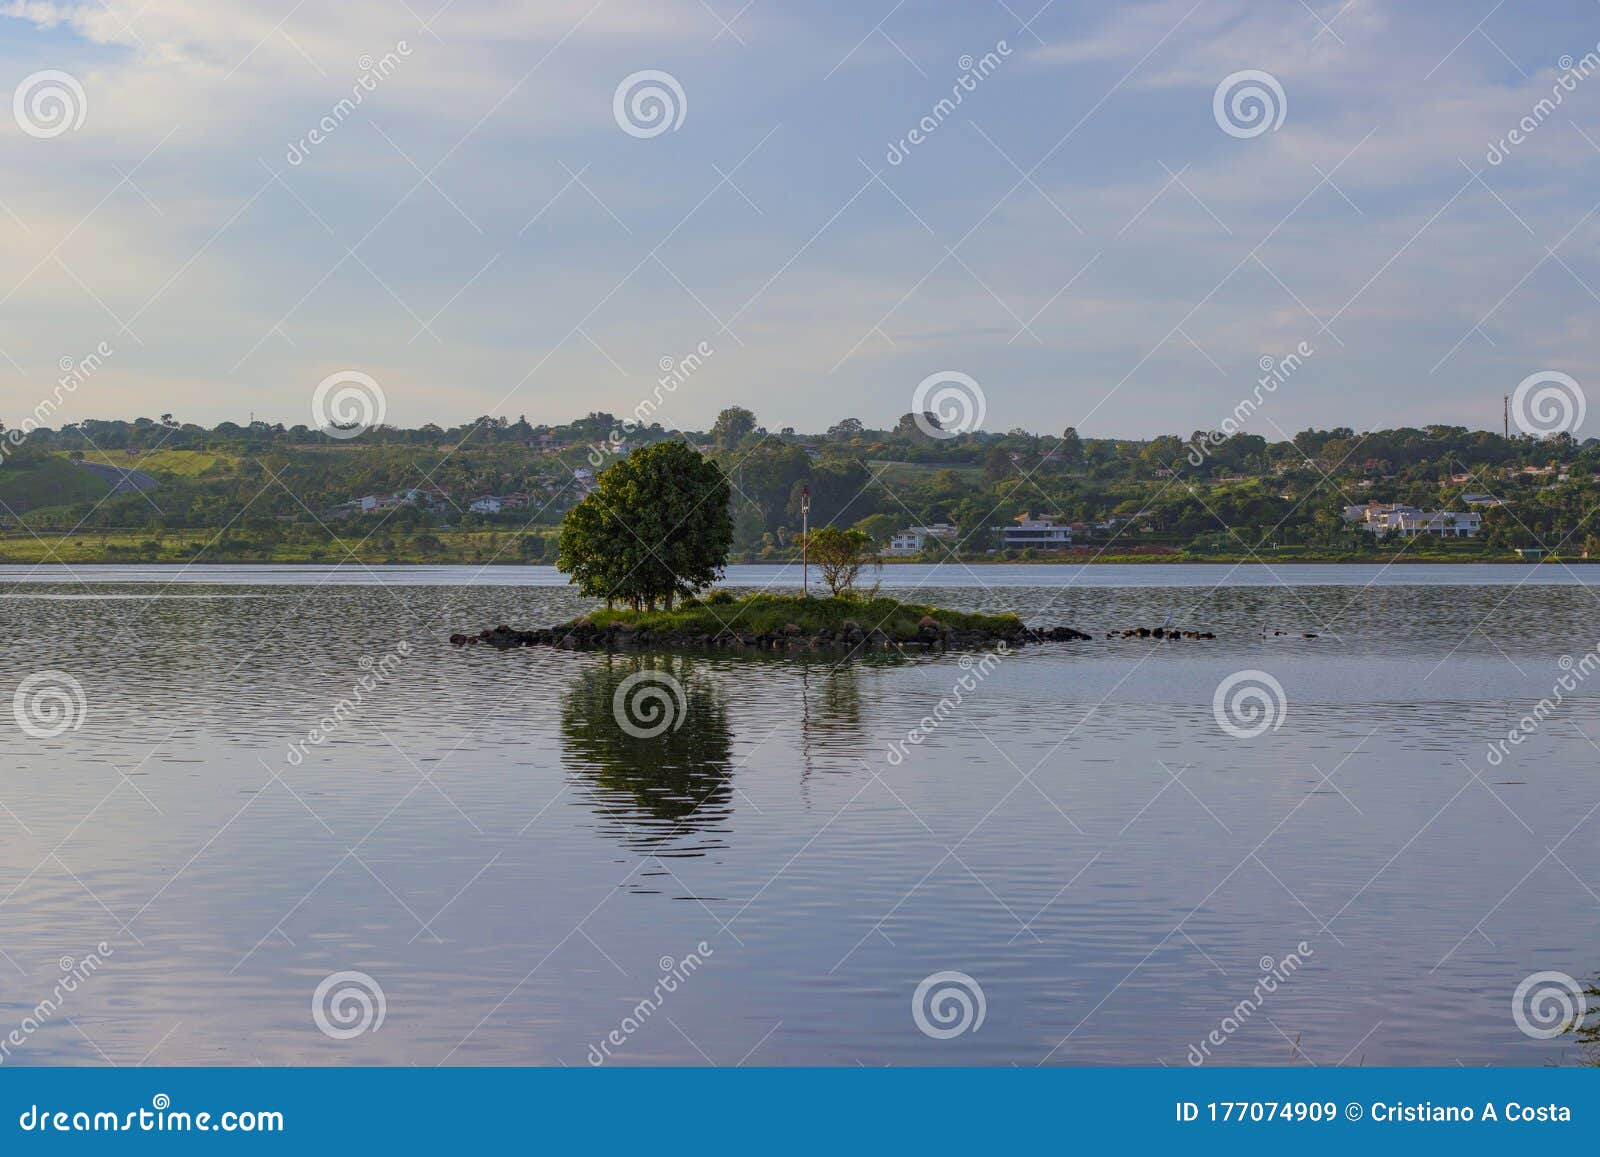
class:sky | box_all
[0,0,1597,441]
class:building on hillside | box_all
[1342,501,1480,538]
[469,496,503,514]
[1388,510,1482,537]
[884,523,958,556]
[1002,514,1073,550]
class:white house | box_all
[1003,514,1073,550]
[469,496,503,514]
[1343,502,1480,538]
[884,523,958,556]
[1393,510,1481,537]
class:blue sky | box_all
[1,0,1597,439]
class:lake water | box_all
[1,563,1597,1066]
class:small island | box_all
[456,591,1101,653]
[452,441,1095,655]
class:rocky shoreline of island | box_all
[444,592,1216,656]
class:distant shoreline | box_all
[0,554,1582,567]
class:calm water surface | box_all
[1,564,1597,1066]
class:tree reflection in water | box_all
[560,657,734,884]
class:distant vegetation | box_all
[2,408,1598,564]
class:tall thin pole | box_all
[800,485,811,597]
[1503,394,1509,438]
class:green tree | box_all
[984,444,1014,483]
[894,411,940,439]
[1056,426,1083,465]
[710,406,758,449]
[557,441,733,610]
[854,512,899,548]
[807,526,875,596]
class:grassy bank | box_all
[0,529,558,565]
[586,593,1024,641]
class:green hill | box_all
[0,456,110,513]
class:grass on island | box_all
[585,592,1023,640]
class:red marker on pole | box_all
[800,485,811,597]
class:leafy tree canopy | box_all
[710,405,758,449]
[557,441,733,610]
[807,525,876,596]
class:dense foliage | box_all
[557,441,733,609]
[3,407,1598,563]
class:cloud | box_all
[1,0,1596,438]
